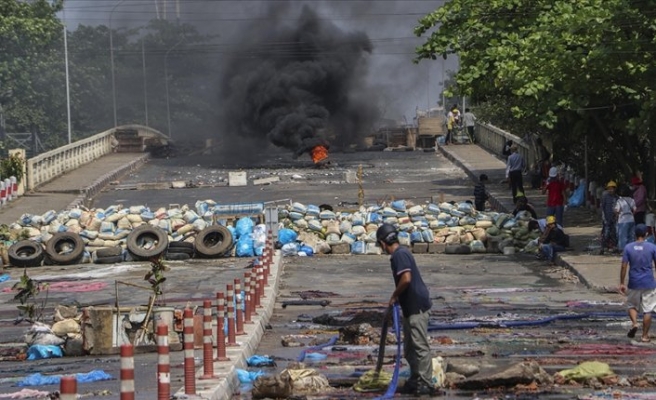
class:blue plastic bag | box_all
[298,245,314,257]
[304,352,327,361]
[568,180,586,207]
[27,345,62,361]
[278,228,298,245]
[247,355,276,367]
[236,369,265,384]
[235,217,255,240]
[236,234,255,257]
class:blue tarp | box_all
[17,370,114,387]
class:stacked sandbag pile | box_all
[277,201,541,256]
[8,200,267,260]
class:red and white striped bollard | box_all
[157,324,170,400]
[183,308,196,395]
[226,284,238,346]
[234,279,245,335]
[244,272,253,324]
[60,376,77,400]
[201,300,216,379]
[215,292,229,361]
[120,344,135,400]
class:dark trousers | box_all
[475,201,485,212]
[467,126,475,143]
[635,211,646,225]
[509,170,524,203]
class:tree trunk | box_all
[590,111,634,177]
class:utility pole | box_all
[63,10,72,144]
[142,40,149,126]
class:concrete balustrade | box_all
[475,123,535,171]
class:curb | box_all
[438,145,596,289]
[174,251,282,400]
[66,154,149,210]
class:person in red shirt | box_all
[543,167,567,227]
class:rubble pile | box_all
[278,200,541,256]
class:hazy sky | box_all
[62,0,456,122]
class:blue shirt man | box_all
[620,224,656,343]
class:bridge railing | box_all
[26,128,114,190]
[475,122,536,170]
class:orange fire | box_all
[311,145,329,164]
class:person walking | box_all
[376,223,435,396]
[632,176,648,225]
[473,174,489,212]
[615,185,637,252]
[601,181,619,253]
[463,108,477,143]
[445,105,459,145]
[619,224,656,343]
[543,167,567,227]
[506,144,526,203]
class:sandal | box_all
[628,326,639,338]
[641,337,651,343]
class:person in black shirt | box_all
[376,223,435,396]
[538,215,568,263]
[473,174,489,212]
[512,195,538,219]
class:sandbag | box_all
[308,220,323,232]
[291,202,308,214]
[326,233,341,244]
[117,217,132,230]
[475,220,493,228]
[471,228,487,242]
[294,219,309,230]
[351,241,366,255]
[470,240,486,253]
[306,205,320,217]
[398,231,411,247]
[319,210,336,220]
[391,200,407,212]
[445,234,460,244]
[326,221,340,236]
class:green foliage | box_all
[414,0,656,188]
[12,269,48,322]
[0,152,24,183]
[144,257,168,297]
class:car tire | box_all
[45,233,85,265]
[96,246,123,258]
[126,225,168,260]
[168,241,194,251]
[9,241,44,268]
[194,225,233,258]
[164,252,191,261]
[94,255,124,264]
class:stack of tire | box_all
[6,224,235,267]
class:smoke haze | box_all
[218,4,377,154]
[62,1,455,157]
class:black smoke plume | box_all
[217,5,379,156]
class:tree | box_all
[0,0,64,141]
[414,0,656,191]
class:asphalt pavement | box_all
[0,144,631,399]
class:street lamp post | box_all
[109,0,125,128]
[164,36,185,139]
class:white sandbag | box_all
[47,221,63,234]
[289,212,304,221]
[470,240,486,253]
[68,209,83,219]
[294,219,309,229]
[408,205,424,216]
[128,205,144,215]
[351,213,364,226]
[459,216,476,226]
[445,234,460,244]
[117,217,132,230]
[475,220,493,228]
[113,230,129,240]
[383,217,399,225]
[183,211,199,223]
[471,228,487,242]
[291,202,308,214]
[365,242,381,255]
[105,212,123,223]
[381,207,398,218]
[429,220,441,230]
[80,230,98,240]
[158,219,171,233]
[351,225,366,236]
[421,229,435,243]
[426,204,440,214]
[132,221,145,229]
[67,225,82,234]
[103,240,120,248]
[398,216,411,224]
[319,210,335,220]
[326,233,341,244]
[364,231,377,243]
[399,222,414,232]
[127,214,143,224]
[308,220,323,232]
[339,221,352,234]
[99,221,114,233]
[398,232,411,247]
[351,241,366,255]
[365,223,378,233]
[326,221,341,236]
[177,224,195,235]
[25,227,41,238]
[193,219,208,232]
[169,218,184,231]
[306,205,320,217]
[340,233,356,244]
[316,240,332,254]
[89,238,105,247]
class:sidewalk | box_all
[439,143,621,292]
[0,153,148,225]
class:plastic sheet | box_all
[26,345,62,360]
[17,370,113,386]
[236,369,265,384]
[247,355,276,367]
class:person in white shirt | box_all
[463,108,477,143]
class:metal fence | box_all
[475,122,536,170]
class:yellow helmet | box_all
[606,180,617,189]
[546,215,557,224]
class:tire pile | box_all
[278,200,541,255]
[6,202,242,268]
